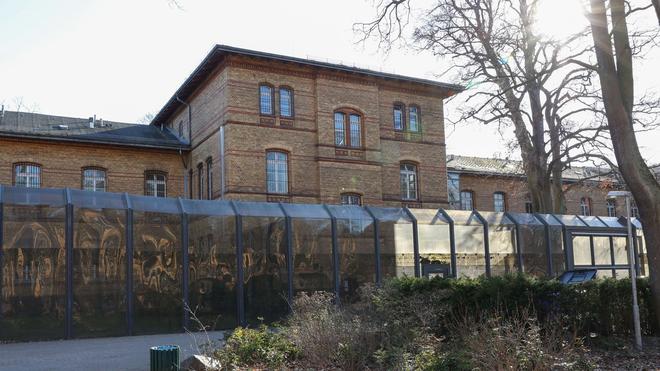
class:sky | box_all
[1,0,658,163]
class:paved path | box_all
[0,331,225,371]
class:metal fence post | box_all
[229,201,245,326]
[123,193,134,336]
[64,188,73,339]
[322,205,341,304]
[437,209,457,278]
[533,213,554,277]
[364,206,382,285]
[472,211,491,277]
[403,208,421,278]
[277,203,294,307]
[178,198,190,330]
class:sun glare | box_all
[535,0,589,40]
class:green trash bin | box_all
[150,345,180,371]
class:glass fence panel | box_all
[1,204,66,341]
[242,216,288,324]
[336,217,375,302]
[454,225,485,278]
[489,223,517,276]
[133,211,182,335]
[519,225,548,277]
[612,237,628,265]
[188,214,237,331]
[380,221,415,279]
[549,227,566,275]
[72,207,126,338]
[593,237,612,265]
[572,236,592,266]
[291,218,333,295]
[614,269,630,279]
[412,209,451,278]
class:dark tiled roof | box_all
[446,154,619,182]
[151,44,465,126]
[0,111,186,150]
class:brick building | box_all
[0,45,462,208]
[446,155,639,217]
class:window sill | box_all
[335,147,365,159]
[394,131,422,142]
[267,194,291,203]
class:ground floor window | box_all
[341,193,362,205]
[145,171,167,197]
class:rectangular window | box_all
[525,201,534,213]
[82,168,106,192]
[14,164,41,188]
[197,164,204,200]
[260,85,273,115]
[400,163,418,200]
[280,88,293,117]
[393,104,404,131]
[206,158,213,200]
[145,172,167,197]
[607,200,617,217]
[493,192,506,212]
[447,172,460,208]
[409,106,419,132]
[460,191,473,210]
[334,112,346,146]
[349,114,361,147]
[267,151,288,194]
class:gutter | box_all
[0,131,190,151]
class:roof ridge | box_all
[2,110,138,126]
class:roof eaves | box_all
[0,131,189,151]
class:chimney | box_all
[88,117,94,128]
[100,118,104,127]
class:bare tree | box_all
[357,0,612,213]
[587,0,660,328]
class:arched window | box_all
[266,151,288,194]
[493,192,506,212]
[13,162,41,188]
[259,83,274,115]
[206,157,213,200]
[279,87,293,117]
[460,190,474,210]
[334,110,362,148]
[580,197,592,216]
[400,163,418,200]
[393,103,405,131]
[145,171,167,197]
[408,105,420,132]
[341,193,362,205]
[82,167,107,192]
[606,199,617,217]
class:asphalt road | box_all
[0,331,225,371]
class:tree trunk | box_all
[589,0,660,329]
[653,0,660,25]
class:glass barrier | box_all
[327,205,375,302]
[480,212,517,276]
[1,195,66,341]
[572,236,592,266]
[72,206,127,338]
[409,209,452,278]
[132,210,182,335]
[510,213,547,277]
[188,211,237,330]
[445,210,485,278]
[370,207,415,279]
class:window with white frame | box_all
[409,105,420,132]
[82,168,106,192]
[266,151,288,194]
[341,193,362,205]
[607,199,617,217]
[259,84,274,115]
[14,163,41,188]
[393,103,405,131]
[460,190,474,210]
[145,171,167,197]
[493,192,506,212]
[631,202,639,218]
[400,163,418,200]
[279,87,293,117]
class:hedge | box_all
[383,274,657,336]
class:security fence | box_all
[0,185,647,341]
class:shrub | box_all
[213,324,299,369]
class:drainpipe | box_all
[175,96,192,143]
[179,148,189,198]
[219,125,226,199]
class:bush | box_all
[213,324,299,369]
